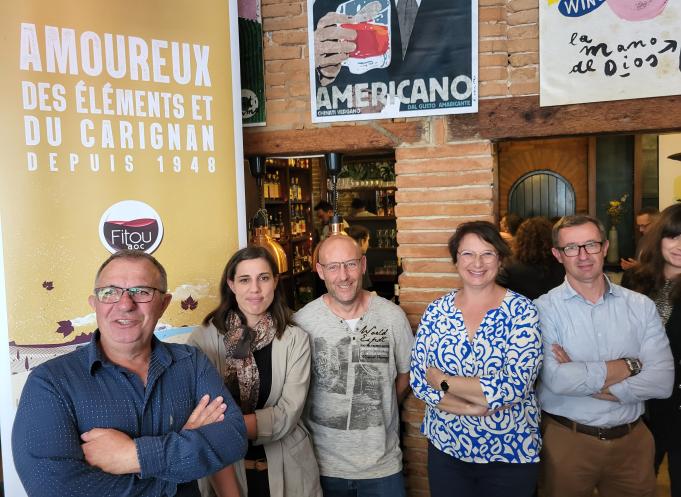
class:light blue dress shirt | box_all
[536,277,674,427]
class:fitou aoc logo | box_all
[98,200,164,254]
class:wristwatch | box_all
[623,357,642,376]
[440,377,450,392]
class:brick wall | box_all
[245,0,540,495]
[498,138,590,217]
[395,137,495,495]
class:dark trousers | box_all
[653,428,681,497]
[174,481,200,497]
[246,468,270,497]
[427,442,539,497]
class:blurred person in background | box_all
[500,217,565,299]
[621,206,660,270]
[500,213,523,247]
[350,198,376,217]
[315,201,349,241]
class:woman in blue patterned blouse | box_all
[410,221,543,497]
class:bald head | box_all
[317,234,362,264]
[315,234,366,307]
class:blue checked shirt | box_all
[12,332,247,497]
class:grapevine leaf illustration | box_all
[181,296,198,311]
[56,320,74,338]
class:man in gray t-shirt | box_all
[294,235,413,497]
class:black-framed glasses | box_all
[318,258,362,273]
[93,286,165,304]
[557,241,604,257]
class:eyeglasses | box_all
[557,241,604,257]
[318,258,362,273]
[93,286,165,304]
[457,251,498,264]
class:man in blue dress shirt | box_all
[12,250,247,497]
[536,215,674,497]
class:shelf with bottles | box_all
[328,155,395,191]
[291,242,313,274]
[287,176,306,203]
[289,203,311,239]
[268,157,313,170]
[292,279,315,310]
[371,227,397,249]
[372,259,399,277]
[262,169,284,201]
[250,159,313,239]
[331,180,397,191]
[248,155,318,309]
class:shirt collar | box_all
[560,274,619,302]
[87,330,174,374]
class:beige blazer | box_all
[188,322,321,497]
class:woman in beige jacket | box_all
[188,246,321,497]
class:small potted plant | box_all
[605,193,628,264]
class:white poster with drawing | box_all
[540,0,681,106]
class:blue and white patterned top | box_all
[410,289,542,463]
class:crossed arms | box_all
[538,297,674,403]
[12,352,247,497]
[410,299,543,416]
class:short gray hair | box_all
[95,250,168,291]
[552,215,606,247]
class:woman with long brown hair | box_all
[623,204,681,497]
[189,246,321,497]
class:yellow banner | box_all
[0,0,242,401]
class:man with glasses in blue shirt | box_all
[294,234,413,497]
[12,249,247,497]
[536,215,674,497]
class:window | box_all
[508,170,575,218]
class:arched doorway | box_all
[508,170,576,218]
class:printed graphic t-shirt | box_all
[294,295,414,479]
